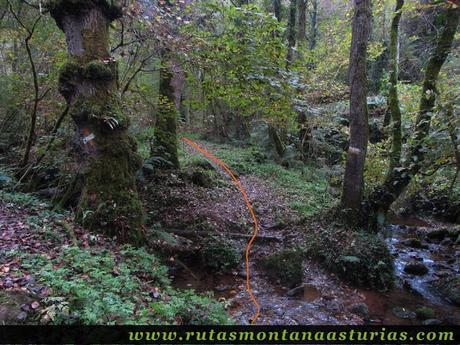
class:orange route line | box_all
[180,137,261,324]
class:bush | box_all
[262,249,304,288]
[304,226,394,290]
[201,235,241,272]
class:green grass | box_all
[179,138,332,218]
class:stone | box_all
[401,238,422,248]
[392,307,416,320]
[404,261,428,275]
[416,307,435,320]
[349,303,370,320]
[422,319,442,325]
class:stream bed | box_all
[171,218,460,325]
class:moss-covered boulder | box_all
[416,307,435,320]
[0,290,35,324]
[201,235,241,272]
[262,249,304,288]
[304,227,394,290]
[434,276,460,306]
[404,261,428,276]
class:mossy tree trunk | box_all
[286,0,297,69]
[48,0,144,243]
[309,0,318,50]
[151,57,180,169]
[273,0,282,22]
[367,4,460,225]
[387,0,404,173]
[341,0,371,213]
[297,0,308,45]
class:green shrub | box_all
[304,226,394,290]
[201,235,241,272]
[262,249,304,288]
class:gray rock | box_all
[392,307,416,320]
[404,261,429,275]
[350,303,370,320]
[422,319,442,325]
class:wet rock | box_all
[0,290,34,324]
[426,228,449,241]
[401,238,422,248]
[262,249,304,288]
[16,311,27,322]
[416,307,435,320]
[440,238,453,246]
[433,276,460,306]
[404,261,428,275]
[286,285,304,297]
[392,307,416,320]
[349,303,370,320]
[422,319,442,325]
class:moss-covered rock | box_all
[434,276,460,306]
[0,290,35,324]
[404,261,428,275]
[304,226,394,290]
[201,235,241,272]
[416,307,435,320]
[263,249,304,288]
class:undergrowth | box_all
[179,138,332,218]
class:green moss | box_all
[304,226,394,290]
[201,235,241,272]
[416,307,435,320]
[151,95,180,169]
[77,131,144,244]
[263,249,304,288]
[83,61,115,81]
[58,61,82,100]
[47,0,123,29]
[70,93,129,129]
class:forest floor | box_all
[0,138,459,325]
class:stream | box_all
[171,218,460,325]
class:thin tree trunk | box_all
[367,4,460,223]
[151,55,180,169]
[48,1,144,243]
[341,0,372,213]
[286,0,297,69]
[273,0,281,22]
[297,0,308,45]
[387,0,404,173]
[309,0,318,50]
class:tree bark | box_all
[341,0,372,212]
[151,56,180,169]
[309,0,318,50]
[387,0,404,173]
[297,0,308,45]
[286,0,297,69]
[273,0,281,22]
[367,4,460,224]
[48,0,144,243]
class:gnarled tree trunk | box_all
[151,56,180,169]
[48,0,144,243]
[387,0,404,173]
[367,3,460,226]
[286,0,297,69]
[341,0,371,213]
